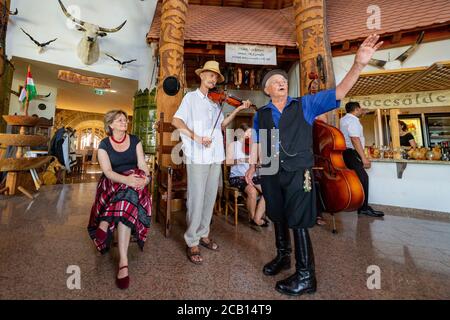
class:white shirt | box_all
[229,140,250,178]
[173,89,225,164]
[340,113,365,149]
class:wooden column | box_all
[389,109,400,149]
[293,0,337,125]
[0,0,14,133]
[376,108,383,146]
[156,0,188,166]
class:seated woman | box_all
[399,121,417,148]
[87,110,151,290]
[226,123,268,231]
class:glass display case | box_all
[426,114,450,147]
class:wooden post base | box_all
[17,186,34,200]
[5,172,18,195]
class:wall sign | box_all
[342,90,450,109]
[225,44,277,65]
[58,70,111,89]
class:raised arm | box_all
[221,100,252,130]
[336,34,383,100]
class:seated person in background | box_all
[85,143,94,162]
[226,123,268,230]
[399,121,417,148]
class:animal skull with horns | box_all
[58,0,127,65]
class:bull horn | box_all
[58,0,85,26]
[99,20,127,33]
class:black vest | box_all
[258,98,314,171]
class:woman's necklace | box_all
[111,133,127,144]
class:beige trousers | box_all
[184,163,221,247]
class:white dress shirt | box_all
[229,140,250,178]
[174,89,225,164]
[340,113,365,149]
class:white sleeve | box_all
[347,121,361,138]
[173,95,190,123]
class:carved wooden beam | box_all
[294,0,336,124]
[157,0,188,166]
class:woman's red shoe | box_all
[116,266,130,290]
[95,228,108,244]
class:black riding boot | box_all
[263,222,291,276]
[275,228,316,296]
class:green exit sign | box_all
[94,89,104,95]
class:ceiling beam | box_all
[331,27,450,57]
[277,0,283,10]
[263,0,270,9]
[392,32,403,44]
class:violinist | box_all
[172,60,251,265]
[245,34,383,296]
[226,123,268,231]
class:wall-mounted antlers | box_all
[58,0,127,65]
[369,31,425,69]
[21,28,57,54]
[105,53,136,70]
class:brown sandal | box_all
[200,238,219,251]
[186,246,203,265]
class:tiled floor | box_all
[0,182,449,300]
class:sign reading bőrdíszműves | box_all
[58,70,111,89]
[225,44,277,65]
[342,90,450,109]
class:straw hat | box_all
[195,60,225,83]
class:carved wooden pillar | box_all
[156,0,188,166]
[0,0,14,133]
[294,0,337,125]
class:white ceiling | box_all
[11,57,138,114]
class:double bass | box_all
[313,119,365,214]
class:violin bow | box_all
[210,101,225,138]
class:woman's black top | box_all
[98,134,140,173]
[400,133,415,147]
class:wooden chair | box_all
[153,112,187,237]
[223,163,247,226]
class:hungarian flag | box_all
[18,66,37,104]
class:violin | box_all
[313,119,364,213]
[207,88,257,110]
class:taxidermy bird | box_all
[105,53,137,70]
[369,31,425,70]
[21,28,57,54]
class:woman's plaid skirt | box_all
[87,169,152,254]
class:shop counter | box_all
[367,159,450,213]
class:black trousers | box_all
[343,149,369,211]
[260,167,317,229]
